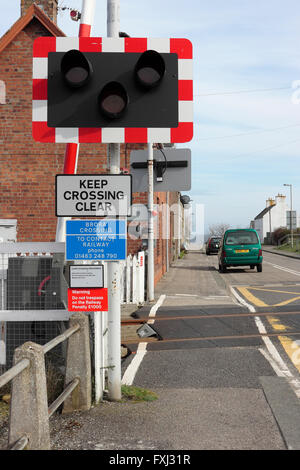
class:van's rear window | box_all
[225,231,259,245]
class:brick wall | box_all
[0,18,180,285]
[21,0,58,22]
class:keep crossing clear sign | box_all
[66,220,126,261]
[56,174,132,217]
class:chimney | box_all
[275,193,286,205]
[266,198,276,208]
[21,1,58,23]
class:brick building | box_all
[0,1,184,285]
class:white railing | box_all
[120,251,146,305]
[278,233,300,246]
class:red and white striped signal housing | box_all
[32,37,193,144]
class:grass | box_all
[0,401,9,421]
[121,385,158,403]
[45,362,65,405]
[275,243,300,253]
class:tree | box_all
[208,223,230,238]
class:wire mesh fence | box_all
[0,243,68,372]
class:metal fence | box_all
[0,243,69,372]
[0,243,146,373]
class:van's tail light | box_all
[258,249,262,257]
[208,240,212,247]
[222,249,227,258]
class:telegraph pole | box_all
[107,0,122,401]
[284,183,294,248]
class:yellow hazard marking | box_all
[237,287,268,307]
[277,335,300,373]
[249,286,300,296]
[267,316,290,332]
[236,286,300,307]
[237,286,300,372]
[274,296,300,307]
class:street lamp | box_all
[283,183,293,248]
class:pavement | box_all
[262,244,300,260]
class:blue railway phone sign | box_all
[66,220,126,261]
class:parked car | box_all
[206,237,221,255]
[218,229,263,273]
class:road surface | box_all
[120,250,300,450]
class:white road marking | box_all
[230,286,300,398]
[254,316,293,377]
[175,293,198,297]
[121,295,166,386]
[264,261,300,277]
[259,348,287,377]
[148,294,166,324]
[206,295,230,298]
[229,286,256,312]
[121,342,147,386]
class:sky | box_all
[1,0,300,234]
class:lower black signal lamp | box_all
[98,81,128,119]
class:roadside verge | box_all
[262,246,300,261]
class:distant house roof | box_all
[254,205,274,220]
[0,4,65,54]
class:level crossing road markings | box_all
[122,294,166,386]
[236,285,300,308]
[232,286,300,378]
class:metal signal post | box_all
[106,0,122,402]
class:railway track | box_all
[121,309,300,345]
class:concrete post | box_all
[9,342,50,450]
[63,313,91,413]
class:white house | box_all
[251,194,291,242]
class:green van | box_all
[218,229,263,273]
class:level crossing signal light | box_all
[98,81,128,119]
[48,47,176,128]
[32,37,193,143]
[135,50,165,88]
[61,49,92,88]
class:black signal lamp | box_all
[47,45,178,128]
[98,81,128,119]
[61,49,93,88]
[135,50,165,89]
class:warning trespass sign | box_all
[68,288,108,312]
[55,174,132,217]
